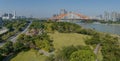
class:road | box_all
[0,21,32,47]
[0,27,8,35]
[10,21,32,42]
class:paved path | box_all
[39,50,54,56]
[94,44,101,55]
[94,43,101,61]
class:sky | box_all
[0,0,120,18]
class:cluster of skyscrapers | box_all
[1,11,16,20]
[94,11,120,21]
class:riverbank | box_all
[78,23,120,35]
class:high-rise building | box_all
[60,9,67,14]
[104,11,120,21]
[117,13,120,21]
[2,11,16,20]
[104,11,110,21]
[111,12,116,21]
[2,13,13,20]
[0,17,3,26]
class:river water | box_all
[77,23,120,35]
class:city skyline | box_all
[0,0,120,18]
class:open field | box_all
[49,32,91,50]
[10,49,47,61]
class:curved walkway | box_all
[39,50,54,56]
[94,43,101,61]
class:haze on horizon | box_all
[0,0,120,18]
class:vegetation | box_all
[70,50,95,61]
[46,46,95,61]
[85,33,120,61]
[51,22,81,33]
[0,54,4,61]
[17,33,54,52]
[0,41,13,55]
[1,20,120,61]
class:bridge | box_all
[50,12,90,22]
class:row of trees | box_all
[51,22,81,33]
[29,20,97,35]
[29,21,82,33]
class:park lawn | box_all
[49,32,91,50]
[10,49,47,61]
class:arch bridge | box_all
[50,12,90,22]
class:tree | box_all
[0,54,3,61]
[13,41,24,52]
[34,39,43,49]
[1,41,13,55]
[70,50,96,61]
[55,46,78,61]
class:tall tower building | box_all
[13,11,16,19]
[112,12,118,21]
[104,11,110,21]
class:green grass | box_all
[10,49,47,61]
[49,32,90,50]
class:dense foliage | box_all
[85,33,120,61]
[29,21,82,33]
[1,20,120,61]
[17,33,54,52]
[24,21,120,61]
[51,22,81,33]
[70,50,95,61]
[46,46,95,61]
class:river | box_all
[77,23,120,35]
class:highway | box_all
[10,21,32,42]
[0,27,8,35]
[0,21,32,47]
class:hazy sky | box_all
[0,0,120,18]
